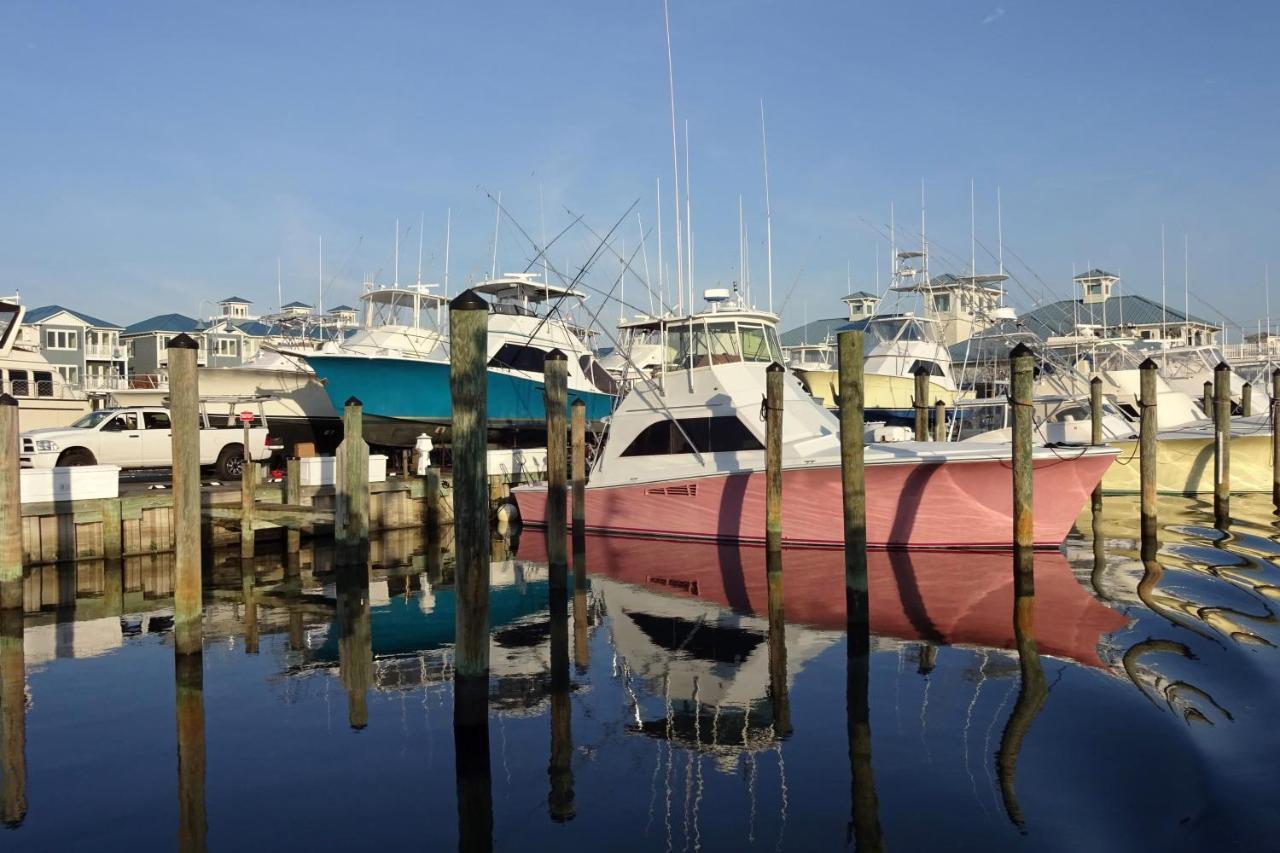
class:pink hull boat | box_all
[514,453,1114,550]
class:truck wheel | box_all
[216,444,245,479]
[57,448,97,467]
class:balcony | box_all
[83,374,131,391]
[84,345,126,360]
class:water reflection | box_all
[0,609,25,828]
[174,652,206,852]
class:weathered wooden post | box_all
[544,351,568,592]
[337,569,372,730]
[839,330,869,630]
[240,419,255,560]
[1242,382,1253,418]
[1214,361,1231,527]
[1204,380,1213,422]
[101,499,123,564]
[765,362,784,553]
[335,398,369,565]
[1090,376,1104,513]
[0,396,21,612]
[284,457,302,559]
[168,334,202,657]
[933,399,946,442]
[174,650,207,851]
[0,610,26,828]
[571,399,586,549]
[1139,359,1159,541]
[449,289,490,730]
[547,555,575,822]
[1273,369,1280,506]
[1010,344,1035,573]
[913,366,929,441]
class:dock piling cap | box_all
[1273,367,1280,379]
[1215,361,1231,372]
[1139,357,1159,370]
[167,332,199,350]
[1009,342,1034,359]
[344,396,363,408]
[766,361,785,373]
[0,393,15,407]
[571,398,586,408]
[545,349,567,362]
[1090,375,1102,385]
[449,289,488,311]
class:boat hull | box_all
[1100,432,1274,495]
[514,453,1113,550]
[305,355,614,427]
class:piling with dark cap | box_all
[1090,376,1104,513]
[765,362,785,552]
[545,350,569,592]
[1273,369,1280,505]
[1139,359,1159,540]
[1010,344,1035,570]
[571,399,586,546]
[913,366,929,441]
[335,398,370,564]
[168,334,202,656]
[449,289,491,729]
[933,400,946,442]
[1242,382,1252,418]
[1214,361,1231,527]
[0,396,20,611]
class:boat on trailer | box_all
[514,290,1116,550]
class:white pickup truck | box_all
[20,405,278,478]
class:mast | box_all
[1160,225,1167,343]
[738,194,745,303]
[394,218,401,287]
[997,186,1004,306]
[416,212,424,286]
[662,0,684,316]
[920,179,928,287]
[685,119,693,309]
[276,257,282,314]
[1183,235,1189,344]
[317,235,323,316]
[539,183,549,301]
[760,99,774,313]
[656,178,666,313]
[444,208,452,298]
[970,178,976,279]
[889,203,896,289]
[490,191,501,279]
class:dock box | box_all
[20,465,121,504]
[297,454,388,487]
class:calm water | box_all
[4,496,1280,851]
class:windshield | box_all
[70,410,118,429]
[953,404,1007,441]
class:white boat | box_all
[0,299,90,430]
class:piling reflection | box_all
[0,610,26,828]
[174,652,206,852]
[335,565,372,730]
[846,555,882,851]
[548,549,575,822]
[765,549,791,738]
[996,557,1047,834]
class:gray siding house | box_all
[20,305,127,393]
[122,313,204,384]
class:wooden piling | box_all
[571,399,586,546]
[0,396,20,611]
[766,549,791,737]
[1214,361,1231,527]
[1090,376,1104,513]
[174,650,207,852]
[765,362,785,552]
[548,561,575,822]
[168,334,202,657]
[1139,359,1158,540]
[284,458,301,558]
[101,499,123,563]
[1242,382,1252,418]
[913,366,929,441]
[335,398,370,564]
[449,290,490,728]
[1204,380,1213,421]
[544,351,569,591]
[838,331,869,629]
[425,468,441,546]
[933,399,946,442]
[239,421,255,560]
[1273,369,1280,506]
[0,610,26,828]
[1010,344,1035,573]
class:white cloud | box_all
[983,7,1006,25]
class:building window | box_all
[45,330,78,350]
[1087,284,1103,296]
[215,338,238,357]
[489,343,549,373]
[56,365,79,385]
[621,416,764,457]
[931,294,951,313]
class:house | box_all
[280,301,313,317]
[20,305,127,393]
[122,313,205,384]
[327,304,358,326]
[214,296,256,321]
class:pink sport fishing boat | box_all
[514,289,1116,550]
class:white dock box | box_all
[297,454,388,487]
[486,447,547,480]
[20,465,121,504]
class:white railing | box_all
[1221,342,1280,363]
[82,374,131,391]
[0,378,85,400]
[84,345,126,359]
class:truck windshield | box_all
[70,410,118,429]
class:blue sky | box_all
[2,1,1277,335]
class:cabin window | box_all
[7,369,28,397]
[33,371,53,398]
[908,359,945,377]
[620,415,764,457]
[740,325,780,363]
[707,322,740,364]
[489,343,550,373]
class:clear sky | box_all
[2,1,1277,335]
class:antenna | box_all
[490,191,501,279]
[889,203,895,287]
[684,118,693,311]
[760,99,775,313]
[538,182,549,301]
[920,178,928,286]
[662,0,685,315]
[317,235,323,316]
[997,186,1004,306]
[416,212,424,286]
[875,241,880,296]
[394,218,400,287]
[970,178,976,278]
[276,257,282,314]
[638,212,654,315]
[1183,234,1189,344]
[738,194,745,303]
[1160,224,1167,343]
[444,208,452,297]
[656,178,667,313]
[1267,264,1272,350]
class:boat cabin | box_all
[617,302,784,376]
[785,341,834,371]
[360,282,446,331]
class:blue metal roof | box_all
[280,301,312,309]
[219,295,253,305]
[24,304,122,329]
[780,317,846,347]
[123,313,201,335]
[1019,294,1212,338]
[1072,268,1118,280]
